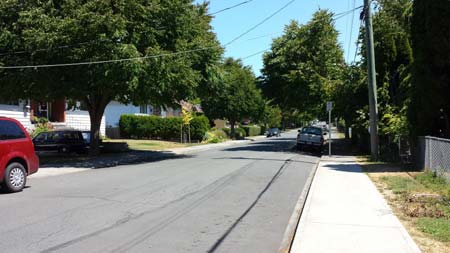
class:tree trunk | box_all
[86,95,110,156]
[230,121,236,139]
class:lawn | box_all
[359,158,450,253]
[104,139,200,151]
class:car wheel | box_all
[1,162,27,193]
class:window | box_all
[140,105,148,114]
[63,132,80,140]
[0,120,26,140]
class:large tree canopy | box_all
[201,58,264,137]
[261,10,345,120]
[0,0,222,153]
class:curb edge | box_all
[277,156,321,253]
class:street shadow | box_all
[38,150,190,169]
[324,163,363,173]
[213,156,317,165]
[223,140,296,153]
[0,186,31,195]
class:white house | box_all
[104,101,181,128]
[1,98,183,138]
[0,99,106,136]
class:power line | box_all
[210,0,254,15]
[241,48,270,60]
[224,0,298,46]
[347,0,357,62]
[0,47,217,69]
[0,4,364,70]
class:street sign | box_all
[326,101,333,112]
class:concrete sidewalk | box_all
[291,156,421,253]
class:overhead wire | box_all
[0,3,363,70]
[347,0,357,62]
[210,0,254,15]
[223,0,298,46]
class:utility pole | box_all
[364,0,379,160]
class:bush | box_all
[242,125,261,137]
[221,127,246,139]
[234,127,247,139]
[30,117,53,138]
[203,129,228,143]
[119,114,210,141]
[190,115,210,140]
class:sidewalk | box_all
[290,155,421,253]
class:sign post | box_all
[326,102,333,156]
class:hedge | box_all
[222,127,247,140]
[242,126,261,137]
[119,114,210,141]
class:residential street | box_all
[0,131,318,253]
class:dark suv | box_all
[0,117,39,192]
[33,130,87,153]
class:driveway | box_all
[0,131,319,253]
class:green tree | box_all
[202,58,264,137]
[261,10,345,118]
[410,0,450,138]
[0,0,222,154]
[263,104,282,128]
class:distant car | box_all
[0,117,39,192]
[297,126,327,152]
[33,130,87,154]
[267,128,281,137]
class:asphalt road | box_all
[0,131,319,253]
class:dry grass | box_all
[358,157,450,253]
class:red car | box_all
[0,117,39,192]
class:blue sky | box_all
[196,0,363,75]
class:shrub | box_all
[190,115,210,140]
[221,127,247,139]
[242,125,261,137]
[203,129,228,143]
[234,127,247,139]
[30,117,53,138]
[119,114,209,141]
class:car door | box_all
[0,120,30,159]
[33,132,49,151]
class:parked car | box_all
[267,128,281,137]
[33,130,87,153]
[296,126,327,152]
[0,117,39,192]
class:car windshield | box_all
[269,128,279,132]
[301,127,322,135]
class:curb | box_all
[278,157,321,253]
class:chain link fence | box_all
[416,136,450,181]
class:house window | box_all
[140,105,148,114]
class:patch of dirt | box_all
[367,172,450,253]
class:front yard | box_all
[104,139,200,151]
[359,158,450,253]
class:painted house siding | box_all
[66,110,106,136]
[0,104,33,130]
[104,101,153,127]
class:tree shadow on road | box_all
[38,150,190,169]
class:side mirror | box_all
[298,129,301,133]
[323,132,327,135]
